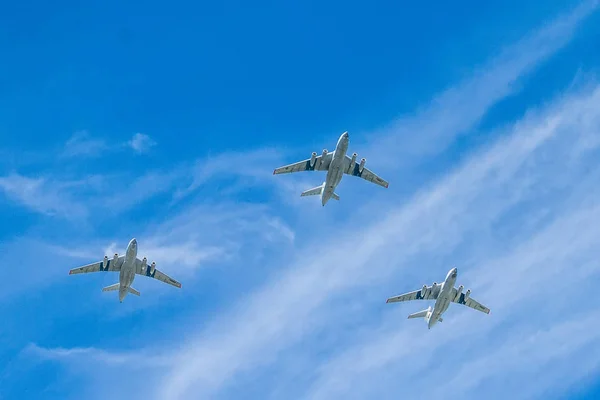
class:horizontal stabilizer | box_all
[301,184,324,197]
[102,283,120,292]
[408,309,429,319]
[128,287,140,296]
[332,192,340,201]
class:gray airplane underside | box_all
[69,238,181,302]
[386,267,490,329]
[273,131,389,206]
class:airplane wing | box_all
[273,152,333,175]
[386,285,440,303]
[135,258,182,289]
[344,155,389,188]
[452,289,490,314]
[69,256,125,275]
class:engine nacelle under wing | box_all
[102,255,109,270]
[140,257,147,272]
[348,152,357,173]
[359,158,366,173]
[455,285,464,301]
[150,261,156,275]
[310,152,317,167]
[464,289,471,301]
[112,253,119,266]
[421,285,427,297]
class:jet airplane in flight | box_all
[386,267,490,329]
[69,238,181,302]
[273,131,389,206]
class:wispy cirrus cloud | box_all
[61,131,108,158]
[28,82,600,400]
[366,0,600,170]
[23,343,170,368]
[0,173,89,219]
[128,132,156,153]
[61,131,157,158]
[22,5,600,399]
[0,146,283,221]
[154,83,600,400]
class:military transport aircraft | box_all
[273,131,389,206]
[386,267,490,329]
[69,238,181,302]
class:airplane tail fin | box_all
[300,183,340,200]
[102,283,120,292]
[301,183,325,197]
[128,287,140,296]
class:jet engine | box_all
[350,152,357,166]
[455,285,463,301]
[421,285,427,297]
[464,289,471,301]
[113,253,119,266]
[322,149,328,158]
[359,158,366,173]
[310,152,317,167]
[150,261,156,275]
[140,257,147,270]
[102,255,109,269]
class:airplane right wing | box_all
[69,255,125,275]
[452,290,490,314]
[386,285,440,303]
[273,152,333,175]
[344,155,389,188]
[135,258,182,289]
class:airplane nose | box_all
[343,132,349,138]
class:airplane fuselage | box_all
[322,132,349,205]
[427,268,458,329]
[118,238,138,302]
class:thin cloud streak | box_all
[17,6,599,398]
[157,83,600,399]
[34,83,600,400]
[61,131,157,158]
[367,0,599,170]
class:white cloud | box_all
[18,4,600,399]
[23,343,170,368]
[0,173,88,219]
[151,83,600,400]
[170,148,283,204]
[364,0,600,171]
[61,131,157,158]
[62,130,108,158]
[28,83,600,399]
[128,132,157,153]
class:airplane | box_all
[69,238,182,302]
[273,131,389,206]
[386,267,490,329]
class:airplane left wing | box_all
[69,255,125,275]
[452,289,490,314]
[386,285,439,303]
[135,258,182,289]
[344,155,389,188]
[273,152,333,175]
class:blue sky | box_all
[1,1,600,399]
